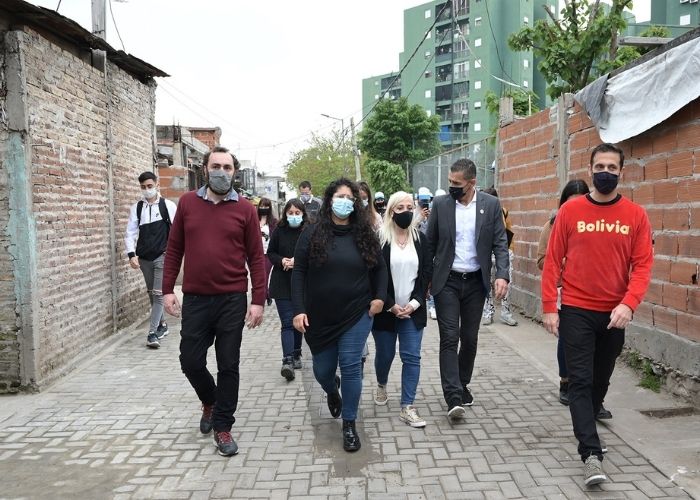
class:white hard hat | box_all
[435,188,446,196]
[418,186,432,196]
[375,191,385,200]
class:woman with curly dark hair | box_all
[292,178,387,452]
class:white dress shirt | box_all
[452,190,480,272]
[390,240,421,311]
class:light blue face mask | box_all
[332,198,354,219]
[287,214,303,228]
[362,199,369,208]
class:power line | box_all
[403,23,452,100]
[108,0,126,52]
[55,0,62,11]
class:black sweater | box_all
[267,224,303,300]
[292,223,388,354]
[372,231,433,332]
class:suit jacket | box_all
[373,231,433,332]
[426,192,509,296]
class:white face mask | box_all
[144,187,158,199]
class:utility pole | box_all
[350,117,361,181]
[91,0,106,69]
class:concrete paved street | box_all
[1,293,697,499]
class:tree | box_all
[508,0,634,99]
[598,25,672,73]
[485,89,540,118]
[285,131,366,194]
[366,159,410,196]
[359,97,441,166]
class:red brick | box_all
[653,181,679,204]
[632,184,654,204]
[688,287,700,315]
[631,137,653,157]
[661,283,688,311]
[651,130,677,155]
[666,151,694,178]
[621,162,643,183]
[677,178,700,202]
[669,261,698,285]
[652,305,677,334]
[634,301,653,326]
[677,123,700,149]
[570,132,589,152]
[678,234,700,259]
[644,281,663,305]
[662,207,690,231]
[653,233,678,257]
[644,158,667,180]
[652,258,671,281]
[645,208,663,230]
[676,312,700,342]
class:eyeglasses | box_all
[333,195,356,202]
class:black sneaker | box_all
[596,405,613,420]
[461,386,474,406]
[146,332,160,348]
[156,322,169,339]
[292,355,302,370]
[281,359,295,381]
[214,431,239,456]
[200,403,214,434]
[327,375,342,418]
[559,381,570,406]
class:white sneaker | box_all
[583,455,606,486]
[429,307,437,320]
[374,384,388,406]
[399,405,426,428]
[500,312,518,326]
[482,316,493,326]
[447,405,466,420]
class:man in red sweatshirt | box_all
[541,143,653,486]
[163,146,266,457]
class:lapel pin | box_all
[480,209,484,214]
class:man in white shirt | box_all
[124,171,177,348]
[426,159,510,419]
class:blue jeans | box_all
[275,299,303,361]
[372,318,424,406]
[312,311,372,421]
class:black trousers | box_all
[179,293,247,432]
[559,305,624,462]
[434,272,486,407]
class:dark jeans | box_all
[434,272,486,407]
[275,299,303,361]
[559,304,624,462]
[557,336,568,378]
[312,311,372,421]
[179,293,247,432]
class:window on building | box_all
[425,90,432,98]
[523,59,529,68]
[523,80,529,88]
[474,80,481,90]
[425,9,431,18]
[523,16,529,24]
[426,110,432,117]
[474,123,481,132]
[680,14,691,25]
[474,101,482,109]
[474,17,482,26]
[474,59,482,68]
[426,30,431,39]
[475,38,482,47]
[425,71,432,78]
[375,81,379,86]
[425,50,431,58]
[374,95,379,100]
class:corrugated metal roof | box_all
[0,0,168,80]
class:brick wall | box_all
[499,96,700,396]
[157,165,189,202]
[0,27,156,390]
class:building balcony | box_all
[435,73,452,84]
[453,70,469,82]
[435,51,453,64]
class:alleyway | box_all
[0,298,695,499]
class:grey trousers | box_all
[139,254,165,333]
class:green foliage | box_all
[366,159,410,196]
[508,0,633,99]
[285,132,367,194]
[639,360,662,393]
[359,97,441,165]
[485,89,540,117]
[599,25,672,73]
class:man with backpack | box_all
[124,171,177,348]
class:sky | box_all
[28,0,650,175]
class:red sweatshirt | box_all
[162,189,266,305]
[541,194,653,314]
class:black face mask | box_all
[449,186,465,200]
[258,207,271,216]
[392,210,413,229]
[592,171,619,195]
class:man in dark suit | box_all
[426,158,510,420]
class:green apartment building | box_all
[362,0,556,150]
[630,0,700,37]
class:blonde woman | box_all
[371,191,433,427]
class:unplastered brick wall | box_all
[499,96,699,393]
[5,28,156,387]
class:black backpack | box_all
[137,197,172,227]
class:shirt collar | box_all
[196,185,239,202]
[455,189,477,207]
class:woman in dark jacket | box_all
[371,191,433,428]
[267,198,307,381]
[292,178,387,452]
